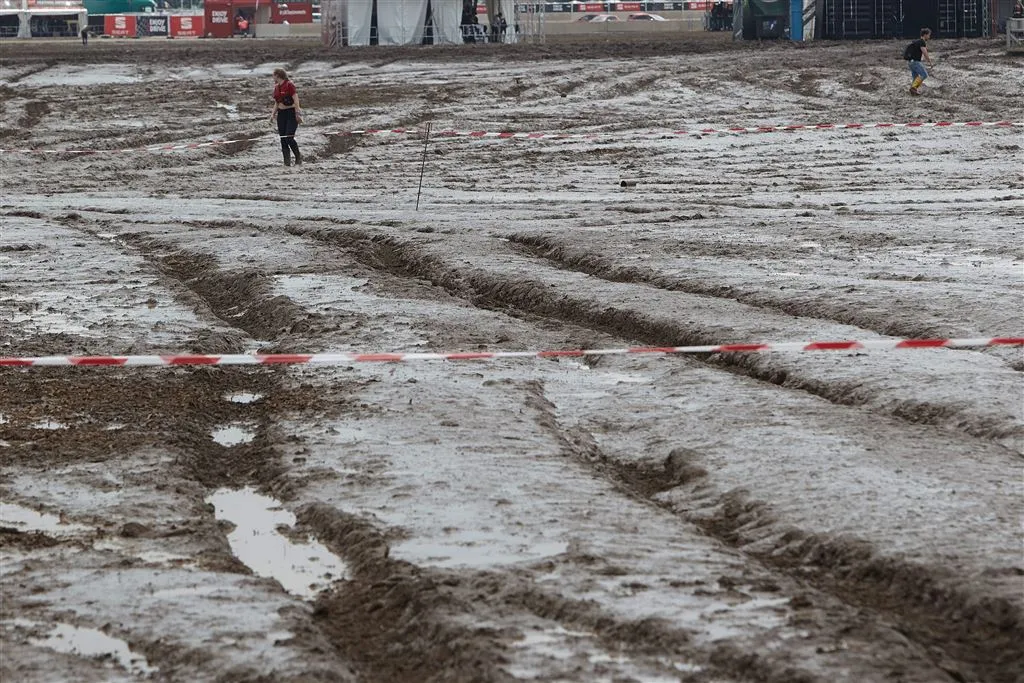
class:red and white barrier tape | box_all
[2,337,1020,368]
[1,120,1019,155]
[339,120,1022,141]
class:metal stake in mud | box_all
[416,122,432,212]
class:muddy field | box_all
[1,35,1023,683]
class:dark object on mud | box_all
[620,179,638,187]
[120,522,151,538]
[1,528,60,550]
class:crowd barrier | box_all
[98,13,205,37]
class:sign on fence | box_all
[104,14,136,36]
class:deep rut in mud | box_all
[286,224,1023,449]
[260,221,1021,683]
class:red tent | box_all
[204,0,311,37]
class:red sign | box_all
[170,14,203,37]
[104,14,136,36]
[617,2,642,9]
[584,3,606,11]
[272,3,312,22]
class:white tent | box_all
[322,0,518,47]
[0,3,87,38]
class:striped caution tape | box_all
[334,120,1022,141]
[1,337,1021,368]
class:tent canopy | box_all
[322,0,519,46]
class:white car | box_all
[587,14,619,21]
[628,12,667,20]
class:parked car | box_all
[575,13,600,21]
[587,14,619,21]
[628,12,667,20]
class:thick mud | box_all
[1,36,1022,683]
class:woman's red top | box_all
[273,80,297,104]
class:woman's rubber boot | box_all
[283,150,292,166]
[294,150,302,166]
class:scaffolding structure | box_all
[1009,16,1024,50]
[514,1,544,44]
[824,0,902,37]
[822,0,988,37]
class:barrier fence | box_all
[2,338,1022,368]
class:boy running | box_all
[906,28,934,96]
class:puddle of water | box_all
[210,424,256,446]
[698,595,792,641]
[396,535,569,570]
[669,660,705,673]
[0,502,92,536]
[92,540,194,566]
[515,626,591,648]
[149,584,225,599]
[105,423,127,431]
[215,102,240,120]
[224,392,263,404]
[22,621,157,676]
[11,309,91,335]
[508,626,687,682]
[207,487,347,599]
[31,419,68,430]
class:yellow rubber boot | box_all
[911,76,923,90]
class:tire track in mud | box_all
[299,503,834,683]
[121,236,323,350]
[16,100,50,131]
[282,223,1022,683]
[121,237,708,683]
[298,505,518,683]
[287,224,1022,450]
[505,231,1019,360]
[95,233,644,682]
[127,225,933,682]
[521,382,1024,683]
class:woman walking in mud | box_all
[270,68,302,166]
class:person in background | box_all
[461,0,476,42]
[494,11,507,42]
[80,26,88,45]
[905,27,934,96]
[1013,0,1024,18]
[270,68,302,166]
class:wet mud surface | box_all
[1,36,1023,683]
